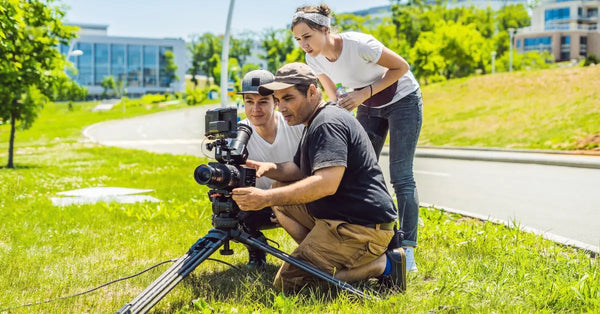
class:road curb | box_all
[380,146,600,169]
[421,202,599,255]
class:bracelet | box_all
[369,84,373,97]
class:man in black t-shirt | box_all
[232,62,406,292]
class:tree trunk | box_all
[7,111,16,169]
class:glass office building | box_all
[514,0,600,61]
[61,24,188,97]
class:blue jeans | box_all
[356,89,423,247]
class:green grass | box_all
[0,99,205,148]
[0,84,599,312]
[1,142,598,313]
[420,66,600,150]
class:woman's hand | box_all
[337,87,370,111]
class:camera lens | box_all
[194,163,240,189]
[194,165,214,184]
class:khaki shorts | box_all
[272,203,393,291]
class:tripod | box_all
[117,193,371,313]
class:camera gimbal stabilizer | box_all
[117,108,370,313]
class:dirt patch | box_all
[575,133,600,153]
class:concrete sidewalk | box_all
[381,146,600,169]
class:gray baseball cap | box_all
[237,69,275,95]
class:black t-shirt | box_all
[293,103,397,225]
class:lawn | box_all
[0,78,599,312]
[420,65,600,151]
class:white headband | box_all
[292,11,331,28]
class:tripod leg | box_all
[236,232,377,300]
[117,229,230,314]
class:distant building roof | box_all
[66,23,109,36]
[348,5,390,17]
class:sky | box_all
[60,0,393,41]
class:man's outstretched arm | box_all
[232,166,345,211]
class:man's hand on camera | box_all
[244,160,276,178]
[232,187,271,211]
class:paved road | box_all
[84,106,600,253]
[378,154,600,253]
[84,105,217,156]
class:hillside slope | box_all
[419,66,600,151]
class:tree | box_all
[494,4,531,57]
[285,46,306,64]
[409,21,489,83]
[241,63,260,76]
[260,29,295,73]
[229,34,254,67]
[0,0,78,168]
[54,76,88,111]
[163,50,178,86]
[100,75,116,98]
[188,32,221,87]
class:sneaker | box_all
[246,247,266,269]
[379,248,407,292]
[245,233,268,269]
[403,246,418,272]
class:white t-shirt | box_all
[306,32,420,108]
[240,111,304,189]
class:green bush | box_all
[140,94,166,105]
[583,53,599,66]
[185,88,208,106]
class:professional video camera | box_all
[117,107,369,314]
[193,107,256,228]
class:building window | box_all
[77,42,93,86]
[94,44,109,85]
[127,45,142,87]
[143,45,158,87]
[159,46,173,88]
[111,44,126,84]
[524,37,552,53]
[60,43,69,55]
[560,36,570,61]
[545,8,570,30]
[516,39,521,49]
[580,36,587,57]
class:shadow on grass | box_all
[0,164,40,170]
[155,260,399,312]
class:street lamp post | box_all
[220,0,236,108]
[491,51,496,74]
[68,49,83,59]
[65,43,83,81]
[508,28,516,72]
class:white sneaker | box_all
[403,246,418,272]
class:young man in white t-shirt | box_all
[237,70,304,268]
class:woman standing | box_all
[291,4,423,272]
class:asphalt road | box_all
[378,155,600,253]
[84,105,600,253]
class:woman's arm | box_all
[317,73,338,102]
[372,47,409,95]
[338,46,410,111]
